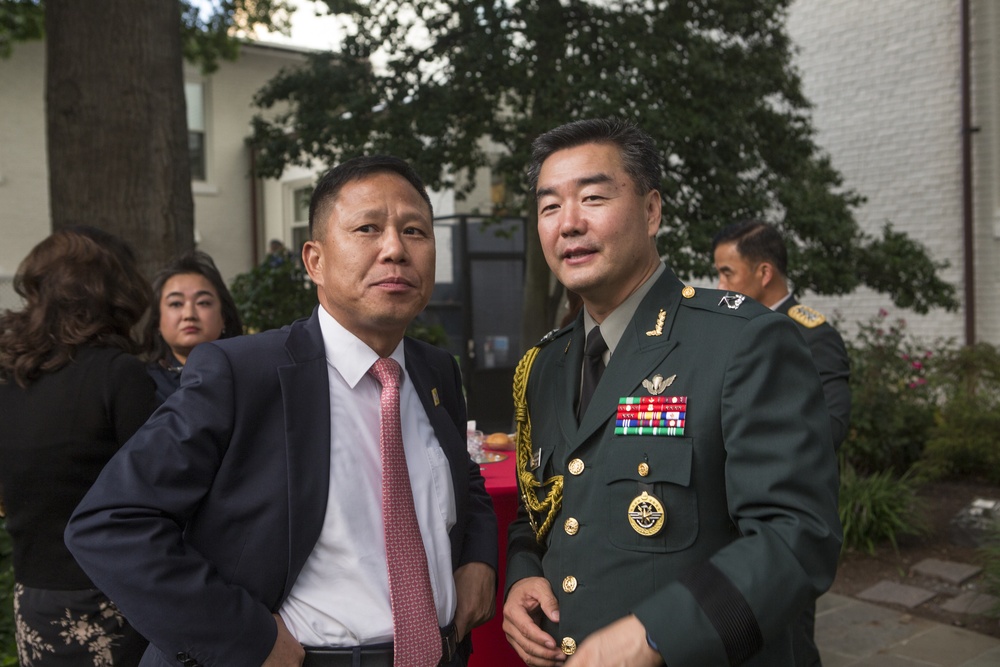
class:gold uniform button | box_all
[638,462,650,477]
[564,517,579,535]
[561,637,577,655]
[568,458,585,475]
[562,576,577,593]
[682,285,696,298]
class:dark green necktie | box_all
[577,326,607,421]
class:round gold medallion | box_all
[567,458,585,475]
[561,637,577,655]
[564,517,579,535]
[562,576,578,593]
[628,491,666,536]
[638,462,650,477]
[681,285,696,299]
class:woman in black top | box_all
[142,251,242,404]
[0,227,154,666]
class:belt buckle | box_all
[440,624,458,664]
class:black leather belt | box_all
[303,624,459,667]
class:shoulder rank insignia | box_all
[719,293,745,310]
[537,328,560,345]
[788,304,826,328]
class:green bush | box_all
[919,343,1000,484]
[230,259,317,333]
[838,464,927,555]
[1,523,16,665]
[843,310,937,475]
[978,524,1000,618]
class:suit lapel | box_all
[279,311,332,600]
[575,272,684,445]
[404,339,467,515]
[405,340,464,461]
[556,322,586,444]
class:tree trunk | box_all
[45,0,194,277]
[520,208,560,348]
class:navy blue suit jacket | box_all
[66,309,498,667]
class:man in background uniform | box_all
[714,218,851,666]
[712,219,850,450]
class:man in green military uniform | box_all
[713,219,851,666]
[712,219,850,450]
[502,118,842,666]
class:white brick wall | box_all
[786,0,986,345]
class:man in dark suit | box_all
[502,118,841,666]
[713,219,851,667]
[712,219,851,449]
[66,156,498,667]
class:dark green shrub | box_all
[0,523,16,665]
[978,524,1000,618]
[843,310,936,475]
[230,259,317,333]
[405,319,448,348]
[838,464,927,555]
[920,343,1000,484]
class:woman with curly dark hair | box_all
[0,227,154,666]
[142,250,243,404]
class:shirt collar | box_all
[317,306,405,388]
[769,292,793,311]
[583,262,666,356]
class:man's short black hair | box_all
[712,219,788,278]
[308,155,433,239]
[527,118,662,196]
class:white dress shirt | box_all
[279,307,458,647]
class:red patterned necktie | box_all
[369,358,442,667]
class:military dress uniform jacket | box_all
[777,296,851,449]
[505,268,842,667]
[67,308,498,667]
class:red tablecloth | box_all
[469,449,525,666]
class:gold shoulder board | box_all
[788,304,826,328]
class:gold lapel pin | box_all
[431,388,440,406]
[645,309,666,337]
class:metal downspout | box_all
[961,0,976,345]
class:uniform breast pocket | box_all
[604,437,698,553]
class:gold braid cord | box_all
[513,345,564,543]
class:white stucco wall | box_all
[0,40,49,310]
[0,40,308,305]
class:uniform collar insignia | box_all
[645,308,666,337]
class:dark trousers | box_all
[791,601,822,667]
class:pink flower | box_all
[925,350,933,358]
[878,308,888,317]
[912,361,923,370]
[902,354,910,361]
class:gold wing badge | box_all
[642,374,676,395]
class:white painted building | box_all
[0,37,489,314]
[0,40,310,308]
[786,0,999,345]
